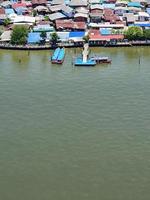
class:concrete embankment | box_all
[0,41,150,50]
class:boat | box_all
[51,47,65,64]
[51,47,61,64]
[91,56,112,64]
[74,57,96,66]
[57,48,65,64]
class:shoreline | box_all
[0,41,150,50]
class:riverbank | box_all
[0,40,150,50]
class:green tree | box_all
[83,34,90,43]
[143,29,150,40]
[40,31,47,44]
[124,26,143,41]
[44,16,49,21]
[50,32,59,47]
[11,25,28,45]
[33,10,37,17]
[3,18,11,26]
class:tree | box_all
[44,16,49,21]
[11,25,28,45]
[50,32,59,47]
[83,34,90,43]
[33,10,37,17]
[40,31,47,44]
[124,26,143,41]
[3,18,11,26]
[143,29,150,40]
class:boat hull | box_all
[51,48,65,64]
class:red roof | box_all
[0,8,5,15]
[12,3,26,9]
[32,0,47,5]
[103,9,121,23]
[89,29,124,41]
[56,20,86,30]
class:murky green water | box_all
[0,47,150,200]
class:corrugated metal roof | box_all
[49,12,66,21]
[0,30,12,41]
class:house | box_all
[138,11,150,21]
[128,7,142,14]
[34,5,49,15]
[90,5,104,22]
[0,7,5,15]
[49,5,73,18]
[69,0,88,8]
[115,7,128,16]
[74,12,88,22]
[89,0,100,4]
[48,12,67,21]
[50,0,64,5]
[32,0,47,7]
[33,24,54,32]
[88,22,125,29]
[89,29,123,44]
[123,13,136,25]
[13,16,36,25]
[115,1,128,7]
[128,2,142,8]
[55,19,86,30]
[0,30,12,42]
[75,7,89,14]
[1,1,12,8]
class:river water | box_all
[0,47,150,200]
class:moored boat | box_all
[90,56,112,64]
[57,48,65,64]
[51,47,61,64]
[51,47,65,64]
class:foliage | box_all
[143,29,150,40]
[44,16,49,21]
[33,10,37,17]
[11,25,28,45]
[40,31,47,43]
[83,34,90,43]
[3,18,11,26]
[50,32,59,46]
[124,26,143,41]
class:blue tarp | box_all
[15,7,27,15]
[33,25,54,32]
[146,8,150,15]
[10,0,18,3]
[128,2,141,7]
[100,28,111,35]
[103,3,115,9]
[69,31,85,38]
[27,32,42,44]
[5,8,15,15]
[134,23,150,27]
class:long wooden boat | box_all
[57,48,65,64]
[90,56,112,64]
[51,47,61,64]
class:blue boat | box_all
[51,47,65,64]
[74,57,96,66]
[51,48,61,64]
[57,48,65,64]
